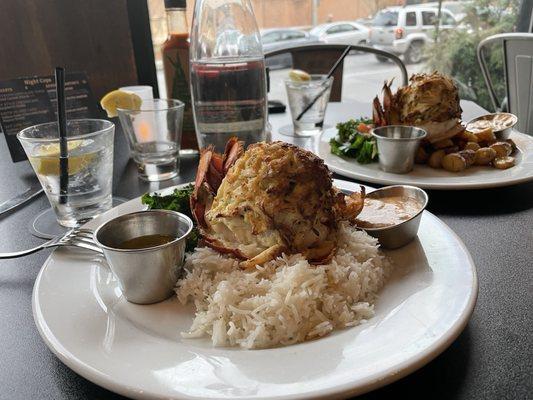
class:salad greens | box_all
[329,117,379,164]
[141,184,198,252]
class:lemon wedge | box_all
[37,140,83,157]
[289,69,311,82]
[100,90,142,118]
[30,140,95,176]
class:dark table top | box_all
[0,101,531,400]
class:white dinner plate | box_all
[33,180,478,400]
[318,129,533,189]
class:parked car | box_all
[309,21,370,47]
[369,6,457,64]
[261,28,320,69]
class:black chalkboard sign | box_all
[0,72,99,162]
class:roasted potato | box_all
[458,150,476,166]
[459,130,479,143]
[464,142,481,152]
[442,153,467,172]
[474,147,497,165]
[444,146,460,154]
[493,156,515,169]
[505,138,517,152]
[428,149,446,168]
[415,146,429,164]
[474,127,496,143]
[433,138,455,149]
[490,142,512,158]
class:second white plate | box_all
[318,129,533,189]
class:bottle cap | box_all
[165,0,186,8]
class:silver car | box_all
[309,21,370,47]
[369,6,457,64]
[261,28,320,69]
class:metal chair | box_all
[478,33,533,134]
[264,44,408,101]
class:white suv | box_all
[369,6,457,64]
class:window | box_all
[282,31,305,41]
[148,0,520,110]
[422,11,437,26]
[373,11,399,27]
[440,12,456,26]
[262,32,281,44]
[333,24,356,33]
[327,24,354,34]
[405,12,417,26]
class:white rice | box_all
[176,222,391,349]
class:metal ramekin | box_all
[372,126,428,174]
[360,185,428,249]
[93,210,193,304]
[466,112,518,140]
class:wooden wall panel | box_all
[0,0,138,100]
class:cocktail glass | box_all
[18,119,115,228]
[285,75,333,136]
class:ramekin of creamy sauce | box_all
[354,185,428,249]
[355,196,423,229]
[466,113,518,133]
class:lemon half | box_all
[100,90,142,118]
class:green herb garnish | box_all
[141,184,198,251]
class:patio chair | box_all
[264,44,408,102]
[477,33,533,134]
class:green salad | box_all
[329,117,378,164]
[141,184,199,252]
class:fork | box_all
[0,228,102,259]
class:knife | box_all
[0,185,44,215]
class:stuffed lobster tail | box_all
[191,140,366,268]
[372,72,464,143]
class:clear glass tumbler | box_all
[18,119,115,227]
[117,99,184,181]
[285,75,333,136]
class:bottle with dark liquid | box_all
[162,0,198,152]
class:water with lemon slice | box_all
[28,137,113,227]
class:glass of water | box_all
[18,119,115,228]
[118,99,184,181]
[285,75,333,136]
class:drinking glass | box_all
[18,119,115,228]
[117,99,184,181]
[285,75,333,136]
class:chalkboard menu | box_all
[0,72,99,162]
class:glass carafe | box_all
[190,0,267,152]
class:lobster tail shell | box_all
[190,138,244,230]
